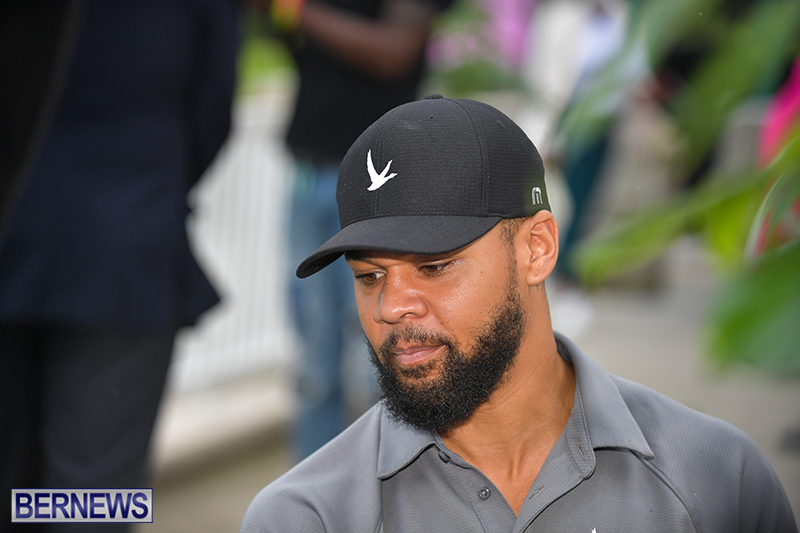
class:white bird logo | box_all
[366,149,397,191]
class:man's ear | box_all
[518,210,559,287]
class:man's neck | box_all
[440,333,576,515]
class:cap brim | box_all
[296,215,502,278]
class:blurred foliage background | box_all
[425,0,533,96]
[562,0,800,374]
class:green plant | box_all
[565,0,800,374]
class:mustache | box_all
[379,326,456,355]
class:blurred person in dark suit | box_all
[0,0,84,243]
[0,1,241,530]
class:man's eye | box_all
[419,262,451,275]
[354,272,382,285]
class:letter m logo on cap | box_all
[532,187,543,205]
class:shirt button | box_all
[478,486,492,500]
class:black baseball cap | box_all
[296,95,550,278]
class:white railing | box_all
[168,75,298,394]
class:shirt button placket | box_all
[471,479,516,531]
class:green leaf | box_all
[746,135,800,258]
[707,239,800,374]
[703,184,763,271]
[671,0,800,173]
[572,171,768,286]
[764,130,800,177]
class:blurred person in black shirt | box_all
[256,0,454,460]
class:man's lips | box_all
[393,344,443,366]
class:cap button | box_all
[424,94,444,99]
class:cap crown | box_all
[336,96,549,228]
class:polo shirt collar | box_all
[556,332,654,459]
[377,409,437,479]
[375,333,654,479]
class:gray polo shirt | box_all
[241,333,797,532]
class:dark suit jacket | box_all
[0,0,240,332]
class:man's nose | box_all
[373,272,428,324]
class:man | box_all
[260,0,454,459]
[241,95,797,532]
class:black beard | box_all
[367,280,526,434]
